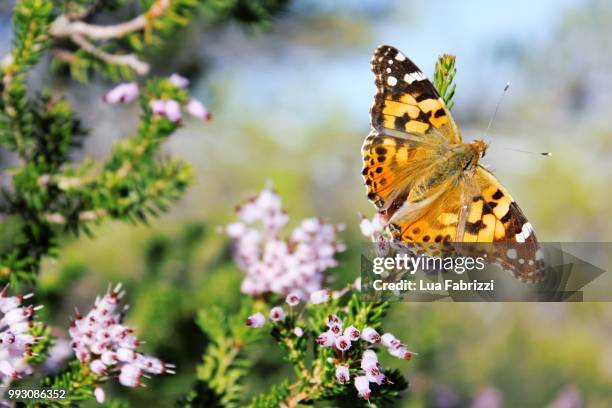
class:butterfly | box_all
[362,45,545,282]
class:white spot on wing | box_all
[403,71,426,84]
[387,76,397,86]
[506,249,517,260]
[395,53,406,61]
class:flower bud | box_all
[169,73,189,88]
[245,312,266,328]
[269,307,285,322]
[285,292,301,306]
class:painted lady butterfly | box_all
[362,45,545,282]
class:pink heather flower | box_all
[368,372,386,385]
[164,99,182,123]
[354,376,371,400]
[225,188,344,298]
[185,99,211,120]
[326,314,342,327]
[361,327,381,343]
[43,338,73,373]
[328,323,342,337]
[361,350,380,381]
[245,312,266,328]
[269,307,285,322]
[103,82,139,104]
[310,289,331,304]
[361,349,378,366]
[381,332,401,349]
[335,365,350,384]
[150,99,166,116]
[315,331,335,347]
[94,386,106,403]
[344,326,360,341]
[388,346,416,361]
[169,73,189,88]
[0,288,39,381]
[285,292,301,307]
[293,327,304,337]
[335,335,351,351]
[68,283,174,390]
[359,213,384,238]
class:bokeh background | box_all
[2,0,612,406]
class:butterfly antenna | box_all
[485,82,552,157]
[502,147,552,157]
[483,81,510,138]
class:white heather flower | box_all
[68,283,174,390]
[361,349,378,365]
[94,386,106,403]
[0,289,38,381]
[245,312,266,328]
[226,222,246,238]
[335,365,350,384]
[185,99,211,120]
[225,188,343,298]
[293,327,304,337]
[388,346,416,360]
[326,314,342,327]
[328,323,342,337]
[344,326,360,341]
[354,376,371,400]
[359,214,384,238]
[103,82,139,104]
[269,307,285,322]
[164,99,182,123]
[310,289,330,304]
[334,335,351,352]
[315,331,334,347]
[381,332,401,349]
[169,73,189,88]
[361,327,381,343]
[285,292,301,307]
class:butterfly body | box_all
[364,45,544,282]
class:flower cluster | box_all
[69,284,175,402]
[225,188,345,297]
[315,315,416,400]
[0,288,40,381]
[103,73,211,122]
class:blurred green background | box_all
[2,0,612,406]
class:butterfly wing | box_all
[362,130,446,211]
[385,165,544,282]
[370,45,461,144]
[365,45,461,210]
[459,166,545,282]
